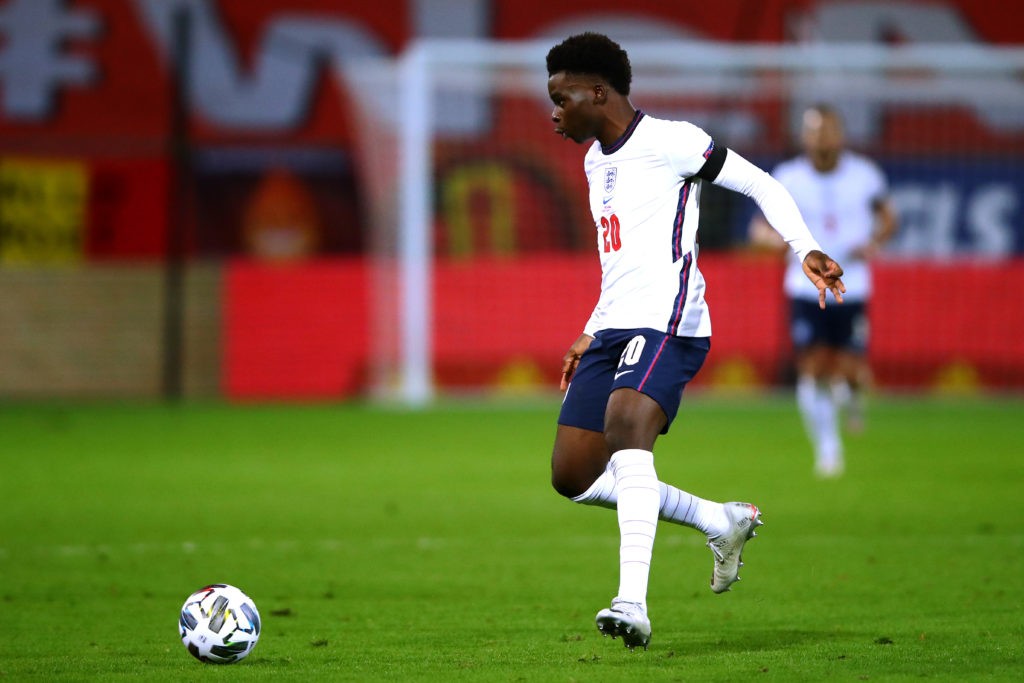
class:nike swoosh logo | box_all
[602,196,612,204]
[614,370,634,380]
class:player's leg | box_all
[643,336,763,596]
[835,350,867,433]
[551,413,662,650]
[551,425,609,499]
[603,387,664,602]
[603,332,760,591]
[562,423,732,534]
[555,332,760,649]
[549,340,649,647]
[592,389,760,650]
[796,345,843,476]
[594,387,664,649]
[553,331,729,532]
[600,334,724,616]
[792,300,843,476]
[599,333,762,648]
[837,303,870,434]
[552,331,617,498]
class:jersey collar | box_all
[601,109,644,155]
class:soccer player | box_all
[546,33,846,650]
[750,104,897,477]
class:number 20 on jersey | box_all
[601,214,622,252]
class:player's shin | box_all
[609,449,660,606]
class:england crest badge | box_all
[604,166,617,195]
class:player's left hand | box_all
[802,250,846,309]
[560,333,594,391]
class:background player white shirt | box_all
[773,152,887,303]
[582,112,716,338]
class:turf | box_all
[0,396,1021,681]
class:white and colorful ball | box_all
[179,583,261,664]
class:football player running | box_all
[546,33,845,650]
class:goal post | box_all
[344,40,1024,405]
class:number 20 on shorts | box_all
[601,214,622,252]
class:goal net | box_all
[344,40,1024,404]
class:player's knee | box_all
[550,467,590,499]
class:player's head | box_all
[546,33,632,143]
[546,33,632,95]
[801,103,845,171]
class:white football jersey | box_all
[772,152,887,302]
[582,112,716,338]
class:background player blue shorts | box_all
[558,328,710,435]
[790,299,868,353]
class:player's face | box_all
[548,72,600,144]
[802,109,845,171]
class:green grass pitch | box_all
[0,396,1021,681]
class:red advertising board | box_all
[223,255,1024,398]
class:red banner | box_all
[223,255,1024,398]
[1,1,1021,260]
[3,1,1018,140]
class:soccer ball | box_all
[179,584,261,664]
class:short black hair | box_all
[546,33,632,96]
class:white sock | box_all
[830,378,852,409]
[797,375,843,468]
[796,375,819,446]
[609,449,660,606]
[814,387,842,469]
[572,464,728,536]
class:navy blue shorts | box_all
[790,299,868,353]
[558,328,710,435]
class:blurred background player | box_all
[750,103,897,477]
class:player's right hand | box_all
[802,250,846,309]
[560,333,594,391]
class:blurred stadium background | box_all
[1,0,1022,403]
